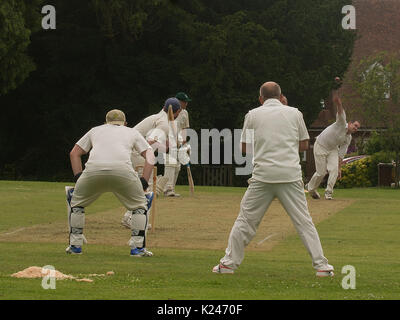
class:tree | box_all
[0,0,357,180]
[0,0,43,95]
[91,0,163,41]
[348,51,400,187]
[348,52,399,128]
[253,0,357,125]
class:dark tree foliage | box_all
[0,0,355,180]
[0,0,43,95]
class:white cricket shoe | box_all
[130,248,153,257]
[305,184,320,199]
[324,192,333,200]
[212,264,234,274]
[316,265,334,277]
[65,245,82,255]
[164,189,180,197]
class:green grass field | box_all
[0,180,399,300]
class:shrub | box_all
[364,131,385,155]
[336,151,394,188]
[336,157,372,188]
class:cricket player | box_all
[121,97,181,229]
[163,92,192,197]
[130,97,182,192]
[66,109,155,257]
[306,90,360,200]
[213,82,334,277]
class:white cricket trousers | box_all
[71,165,146,211]
[308,141,339,195]
[220,179,330,271]
[163,153,181,192]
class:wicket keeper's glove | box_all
[74,172,82,182]
[140,177,149,191]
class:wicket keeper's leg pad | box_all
[128,208,148,248]
[69,207,85,246]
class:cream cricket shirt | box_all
[241,99,309,183]
[134,109,169,144]
[76,124,150,169]
[316,111,352,159]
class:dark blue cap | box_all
[163,97,181,113]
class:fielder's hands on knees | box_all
[140,177,149,191]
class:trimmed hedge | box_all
[336,151,394,188]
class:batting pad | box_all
[156,175,168,195]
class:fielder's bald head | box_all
[259,82,282,103]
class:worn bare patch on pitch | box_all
[0,192,354,251]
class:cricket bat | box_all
[167,104,175,122]
[167,104,178,149]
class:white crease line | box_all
[0,228,26,236]
[257,233,277,246]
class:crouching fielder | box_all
[213,82,334,277]
[66,109,155,257]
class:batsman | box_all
[163,92,193,197]
[121,97,182,230]
[130,97,182,194]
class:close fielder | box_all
[306,85,360,200]
[66,109,155,257]
[213,82,334,277]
